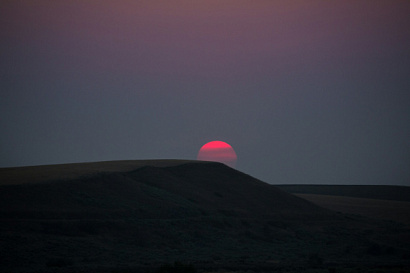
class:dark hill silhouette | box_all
[0,160,409,272]
[0,162,327,221]
[277,184,410,202]
[127,164,326,218]
[0,159,195,185]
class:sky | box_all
[1,0,410,186]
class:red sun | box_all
[197,141,237,168]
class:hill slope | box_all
[277,184,410,225]
[277,184,410,202]
[0,161,409,272]
[0,162,325,220]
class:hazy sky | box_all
[1,0,410,185]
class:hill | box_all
[1,161,409,272]
[0,159,195,185]
[276,184,410,202]
[0,161,324,220]
[277,184,410,226]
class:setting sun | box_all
[197,141,237,168]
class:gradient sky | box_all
[1,0,410,185]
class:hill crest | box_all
[0,159,203,185]
[0,161,327,220]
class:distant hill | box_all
[277,184,410,226]
[1,161,409,272]
[276,184,410,202]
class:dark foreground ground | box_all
[1,161,409,272]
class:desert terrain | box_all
[1,161,409,272]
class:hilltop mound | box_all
[0,161,325,220]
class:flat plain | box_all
[277,184,410,225]
[295,193,410,226]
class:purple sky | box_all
[1,0,410,185]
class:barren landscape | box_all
[2,1,409,272]
[1,161,409,273]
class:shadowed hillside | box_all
[0,162,326,220]
[1,161,409,272]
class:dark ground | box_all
[1,161,409,272]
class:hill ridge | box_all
[0,159,205,185]
[277,184,410,202]
[0,162,328,221]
